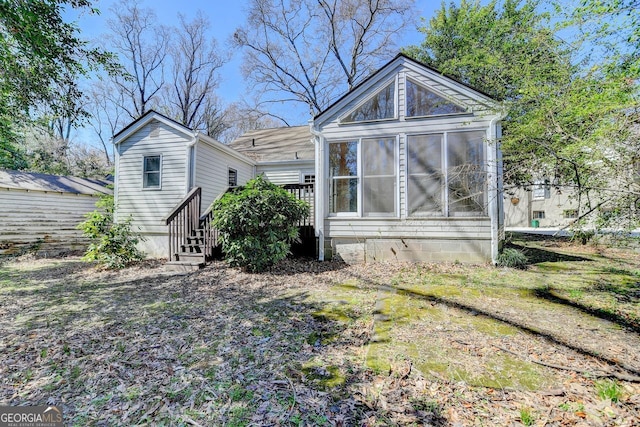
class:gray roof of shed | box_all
[0,169,112,195]
[228,125,314,162]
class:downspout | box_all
[489,113,505,264]
[309,120,325,261]
[112,137,119,223]
[187,132,198,195]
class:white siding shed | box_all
[0,170,111,255]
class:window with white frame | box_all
[303,174,315,184]
[143,155,161,189]
[407,131,486,216]
[329,138,397,216]
[532,210,545,219]
[362,137,396,215]
[405,79,466,117]
[341,81,395,123]
[329,141,358,213]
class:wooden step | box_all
[165,261,205,272]
[180,244,204,254]
[176,252,206,263]
[186,235,205,245]
[190,229,206,237]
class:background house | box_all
[228,126,315,186]
[504,183,580,228]
[0,169,111,256]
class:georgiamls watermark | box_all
[0,406,63,427]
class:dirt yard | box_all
[1,237,639,426]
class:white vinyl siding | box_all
[256,162,315,185]
[193,140,254,211]
[325,217,491,239]
[0,189,102,255]
[115,120,189,234]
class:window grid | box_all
[328,138,397,216]
[143,155,161,189]
[533,211,546,219]
[407,131,486,217]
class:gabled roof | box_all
[314,53,498,123]
[0,169,112,195]
[112,110,195,144]
[228,126,314,163]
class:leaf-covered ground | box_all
[1,237,639,426]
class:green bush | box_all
[78,194,144,269]
[496,247,529,269]
[212,175,309,272]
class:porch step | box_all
[190,228,206,238]
[165,261,205,272]
[176,252,206,263]
[180,243,204,253]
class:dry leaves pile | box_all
[0,250,639,426]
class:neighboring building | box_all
[0,169,112,256]
[113,54,505,265]
[504,183,580,228]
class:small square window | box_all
[228,168,238,187]
[532,211,545,219]
[303,174,315,184]
[564,209,578,219]
[532,179,550,200]
[143,155,161,189]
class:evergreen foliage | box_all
[404,0,640,232]
[212,176,309,272]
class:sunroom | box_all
[311,54,503,264]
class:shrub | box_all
[78,194,144,269]
[496,247,529,268]
[212,175,309,272]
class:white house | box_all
[113,113,256,258]
[113,54,504,266]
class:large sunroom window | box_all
[362,137,396,215]
[408,131,486,216]
[329,138,397,215]
[341,81,395,123]
[406,79,466,117]
[329,141,358,213]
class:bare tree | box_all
[216,101,284,143]
[106,0,169,120]
[86,80,126,163]
[163,12,228,132]
[233,0,415,116]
